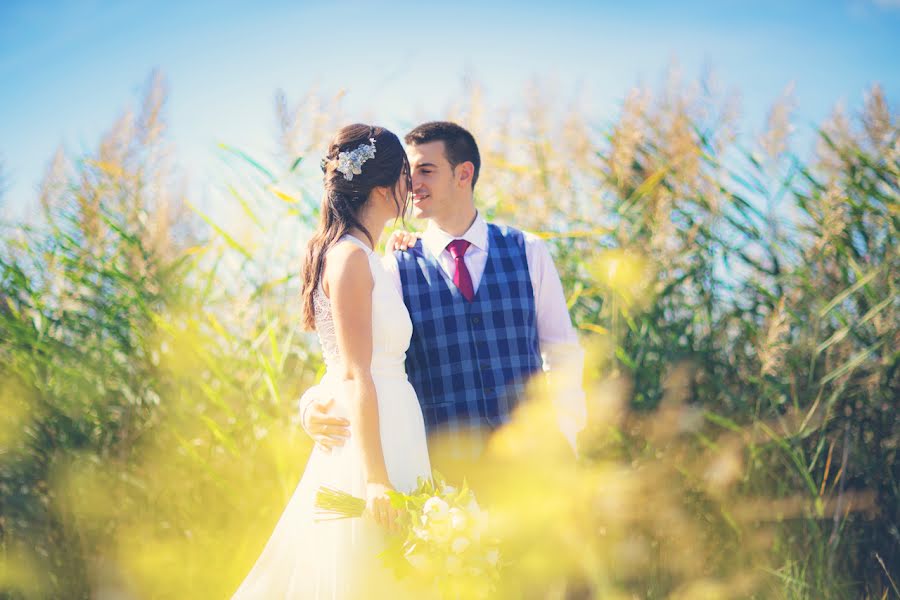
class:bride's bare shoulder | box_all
[322,241,373,296]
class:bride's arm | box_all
[324,243,397,529]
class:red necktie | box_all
[447,239,474,302]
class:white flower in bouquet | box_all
[451,536,471,554]
[426,514,453,543]
[449,507,468,531]
[421,496,455,542]
[423,495,450,516]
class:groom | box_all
[299,121,585,462]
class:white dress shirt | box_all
[381,213,587,449]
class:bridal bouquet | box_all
[316,472,501,597]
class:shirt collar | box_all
[422,212,488,258]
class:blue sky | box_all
[1,0,899,221]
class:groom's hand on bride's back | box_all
[387,229,420,251]
[302,396,350,452]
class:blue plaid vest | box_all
[395,223,542,439]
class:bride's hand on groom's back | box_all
[387,229,420,251]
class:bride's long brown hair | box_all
[300,124,411,330]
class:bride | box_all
[232,124,432,599]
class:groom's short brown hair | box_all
[405,121,481,189]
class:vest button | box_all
[480,361,490,371]
[485,387,495,396]
[471,316,481,325]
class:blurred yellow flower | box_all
[588,248,656,312]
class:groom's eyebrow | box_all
[415,162,438,169]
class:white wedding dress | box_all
[232,234,432,599]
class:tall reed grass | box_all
[1,70,896,599]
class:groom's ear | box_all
[455,161,475,188]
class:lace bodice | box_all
[313,284,340,365]
[312,234,412,376]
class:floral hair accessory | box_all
[335,138,377,181]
